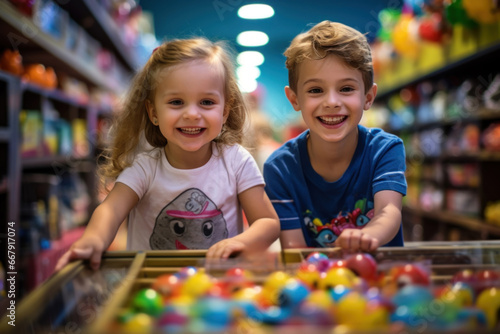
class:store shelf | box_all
[0,128,9,141]
[0,1,127,93]
[20,81,89,108]
[377,41,500,99]
[58,0,141,71]
[403,206,500,236]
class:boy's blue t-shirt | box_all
[263,125,407,248]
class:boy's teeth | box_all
[319,116,346,125]
[180,128,202,134]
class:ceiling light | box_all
[237,51,264,66]
[237,31,269,47]
[236,66,261,80]
[238,4,274,19]
[238,78,258,93]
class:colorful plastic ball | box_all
[175,266,197,280]
[122,313,154,333]
[278,278,310,308]
[131,288,164,316]
[152,274,182,299]
[475,269,500,293]
[319,267,357,290]
[181,271,214,297]
[344,253,378,282]
[305,290,334,311]
[261,271,292,305]
[390,263,430,287]
[192,297,233,330]
[336,291,389,330]
[452,269,478,286]
[157,303,190,330]
[330,285,352,302]
[222,267,254,294]
[305,252,331,272]
[438,282,474,307]
[392,285,433,309]
[296,262,321,289]
[476,287,500,329]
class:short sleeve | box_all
[372,138,407,196]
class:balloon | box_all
[392,14,420,59]
[445,0,479,28]
[463,0,500,24]
[377,9,401,42]
[418,13,445,42]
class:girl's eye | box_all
[200,100,215,106]
[169,99,183,106]
[308,88,322,94]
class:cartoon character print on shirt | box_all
[150,188,228,250]
[304,198,375,247]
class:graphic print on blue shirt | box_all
[150,188,228,250]
[304,198,374,247]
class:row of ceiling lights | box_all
[235,4,274,93]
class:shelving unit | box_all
[0,0,137,299]
[376,33,500,242]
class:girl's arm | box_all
[206,185,280,259]
[280,229,308,249]
[335,190,402,252]
[55,182,139,270]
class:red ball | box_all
[344,253,378,282]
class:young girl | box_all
[56,38,280,271]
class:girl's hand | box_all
[335,228,379,253]
[206,238,246,260]
[55,235,106,271]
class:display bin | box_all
[1,242,500,333]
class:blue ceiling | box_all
[138,0,398,127]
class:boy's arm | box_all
[206,185,280,259]
[56,182,139,270]
[335,190,402,252]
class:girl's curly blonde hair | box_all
[99,38,247,190]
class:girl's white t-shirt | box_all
[116,143,264,250]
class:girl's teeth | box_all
[180,128,202,134]
[319,116,346,125]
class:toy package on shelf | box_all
[58,172,91,232]
[19,109,43,158]
[446,163,480,187]
[419,182,444,211]
[446,189,480,216]
[72,118,89,158]
[482,122,500,152]
[445,123,480,155]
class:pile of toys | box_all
[114,252,500,333]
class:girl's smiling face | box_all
[147,60,227,165]
[285,54,376,144]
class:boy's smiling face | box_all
[285,54,376,144]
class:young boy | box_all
[263,21,407,252]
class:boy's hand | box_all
[335,228,379,252]
[206,238,245,260]
[55,235,106,271]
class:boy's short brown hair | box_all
[284,20,374,93]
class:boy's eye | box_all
[308,88,322,94]
[169,99,183,105]
[340,86,355,92]
[200,100,215,106]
